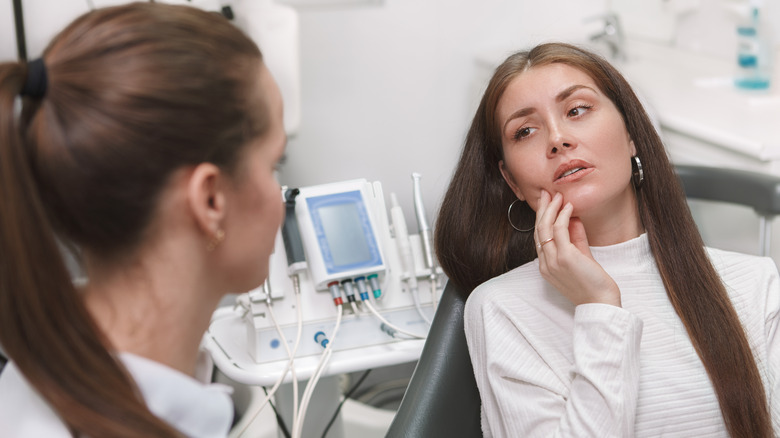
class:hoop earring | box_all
[631,155,644,188]
[508,199,534,232]
[207,229,225,252]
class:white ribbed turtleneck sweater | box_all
[465,234,780,437]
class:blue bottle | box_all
[735,7,772,90]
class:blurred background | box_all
[3,0,779,254]
[3,1,780,436]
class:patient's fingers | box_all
[536,200,621,307]
[535,191,562,251]
[550,201,574,254]
[535,192,564,282]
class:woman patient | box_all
[435,42,779,437]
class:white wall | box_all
[2,0,609,231]
[280,0,608,230]
[0,1,15,59]
[614,0,780,56]
[0,0,215,60]
[0,0,91,60]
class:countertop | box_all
[619,39,780,161]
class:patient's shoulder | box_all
[706,246,778,280]
[706,247,780,315]
[467,259,542,303]
[465,258,570,322]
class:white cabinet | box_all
[619,40,780,173]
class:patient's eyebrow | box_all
[556,84,596,102]
[502,107,535,132]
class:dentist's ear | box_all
[188,163,227,238]
[499,161,526,201]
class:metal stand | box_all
[276,375,345,438]
[759,216,774,257]
[13,0,27,60]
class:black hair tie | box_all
[21,58,48,98]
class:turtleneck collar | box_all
[589,233,655,275]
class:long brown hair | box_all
[0,3,267,436]
[435,43,772,438]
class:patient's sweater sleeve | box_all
[465,293,643,438]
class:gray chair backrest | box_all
[385,281,482,438]
[675,164,780,217]
[675,164,780,256]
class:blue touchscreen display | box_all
[307,190,383,274]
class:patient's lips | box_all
[554,159,594,184]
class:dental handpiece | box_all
[390,193,417,287]
[412,173,435,273]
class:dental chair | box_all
[385,281,480,438]
[385,164,780,438]
[675,164,780,256]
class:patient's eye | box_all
[568,105,592,118]
[513,126,536,141]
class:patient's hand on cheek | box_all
[534,191,622,307]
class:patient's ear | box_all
[499,161,525,201]
[187,163,227,237]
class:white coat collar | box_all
[0,352,233,437]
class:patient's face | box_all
[496,63,637,222]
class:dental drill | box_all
[412,172,438,310]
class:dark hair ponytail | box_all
[1,55,181,438]
[0,3,266,436]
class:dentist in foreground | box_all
[0,3,286,436]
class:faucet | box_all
[587,13,626,62]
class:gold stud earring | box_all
[207,229,225,252]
